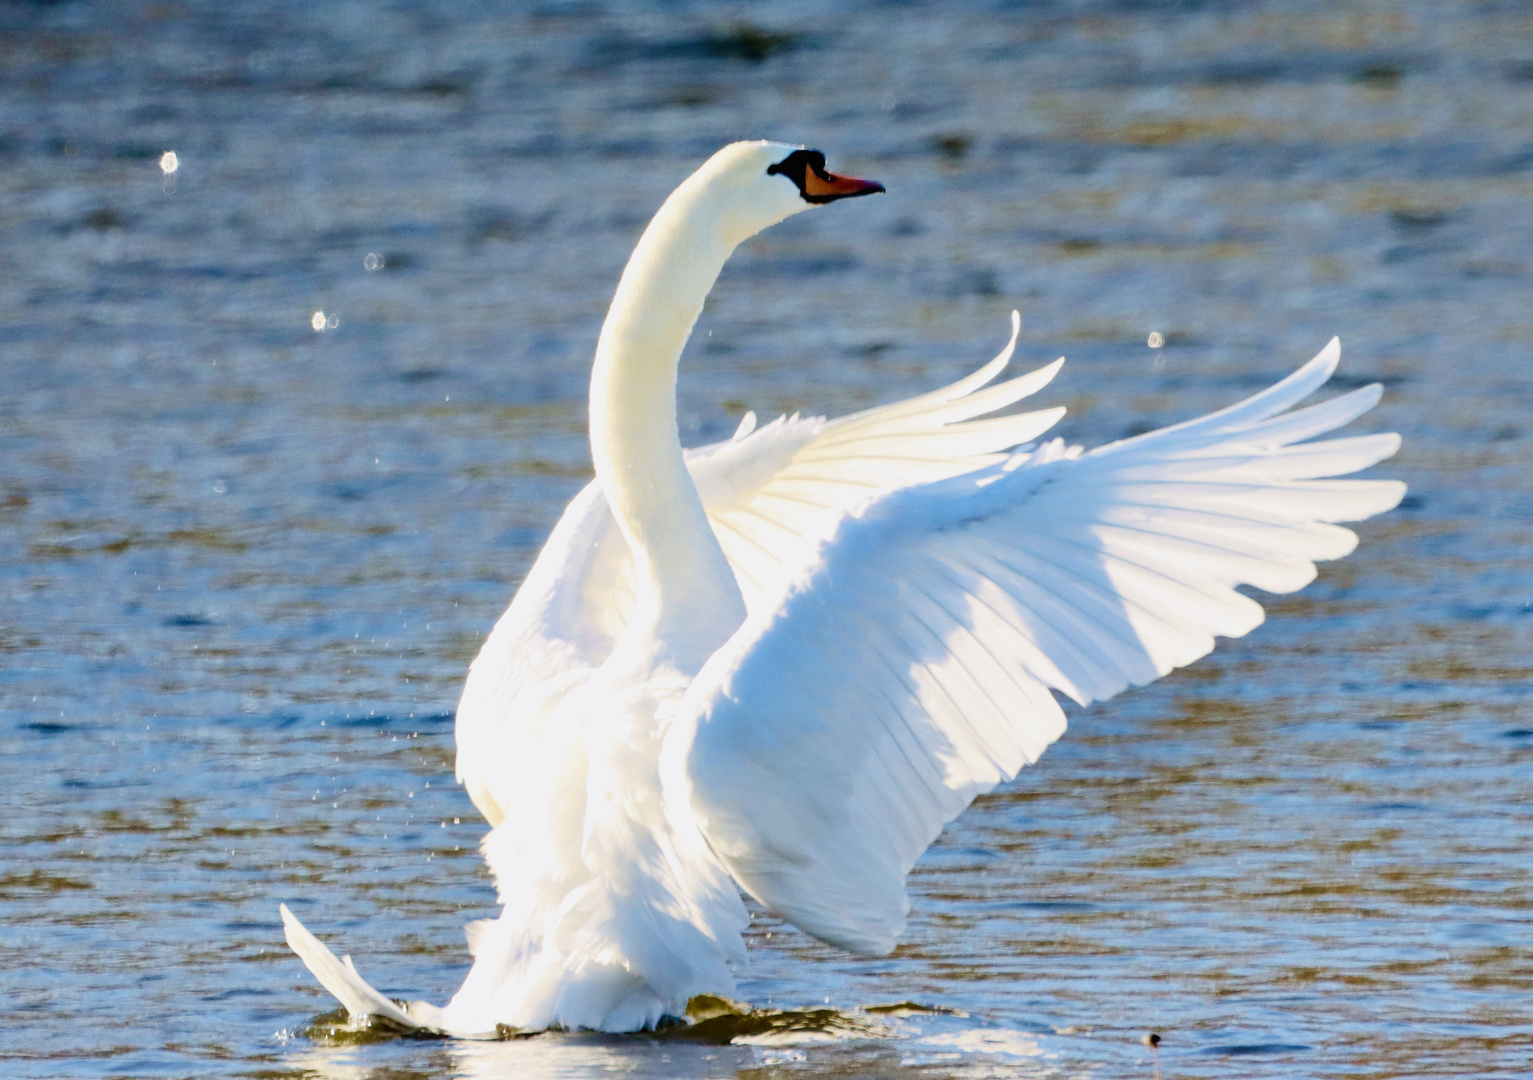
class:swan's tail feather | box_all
[279,903,432,1031]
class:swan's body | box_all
[281,141,1403,1036]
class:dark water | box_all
[3,1,1531,1077]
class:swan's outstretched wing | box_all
[456,315,1059,825]
[676,340,1404,955]
[690,312,1068,611]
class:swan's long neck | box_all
[589,179,749,672]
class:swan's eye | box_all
[768,148,885,204]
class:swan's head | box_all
[689,141,884,245]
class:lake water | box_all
[2,1,1531,1077]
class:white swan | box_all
[280,141,1404,1036]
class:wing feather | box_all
[675,339,1403,954]
[454,482,620,826]
[692,313,1068,612]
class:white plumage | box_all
[281,141,1403,1036]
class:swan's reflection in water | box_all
[451,1036,755,1080]
[284,1008,1060,1079]
[286,1038,752,1080]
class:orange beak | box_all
[802,169,885,202]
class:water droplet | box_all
[311,311,327,331]
[212,479,226,494]
[1147,331,1165,348]
[159,151,179,174]
[363,252,383,271]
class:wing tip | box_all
[1296,335,1342,389]
[1314,336,1341,376]
[966,310,1025,392]
[1373,478,1409,514]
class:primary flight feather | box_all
[281,140,1403,1036]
